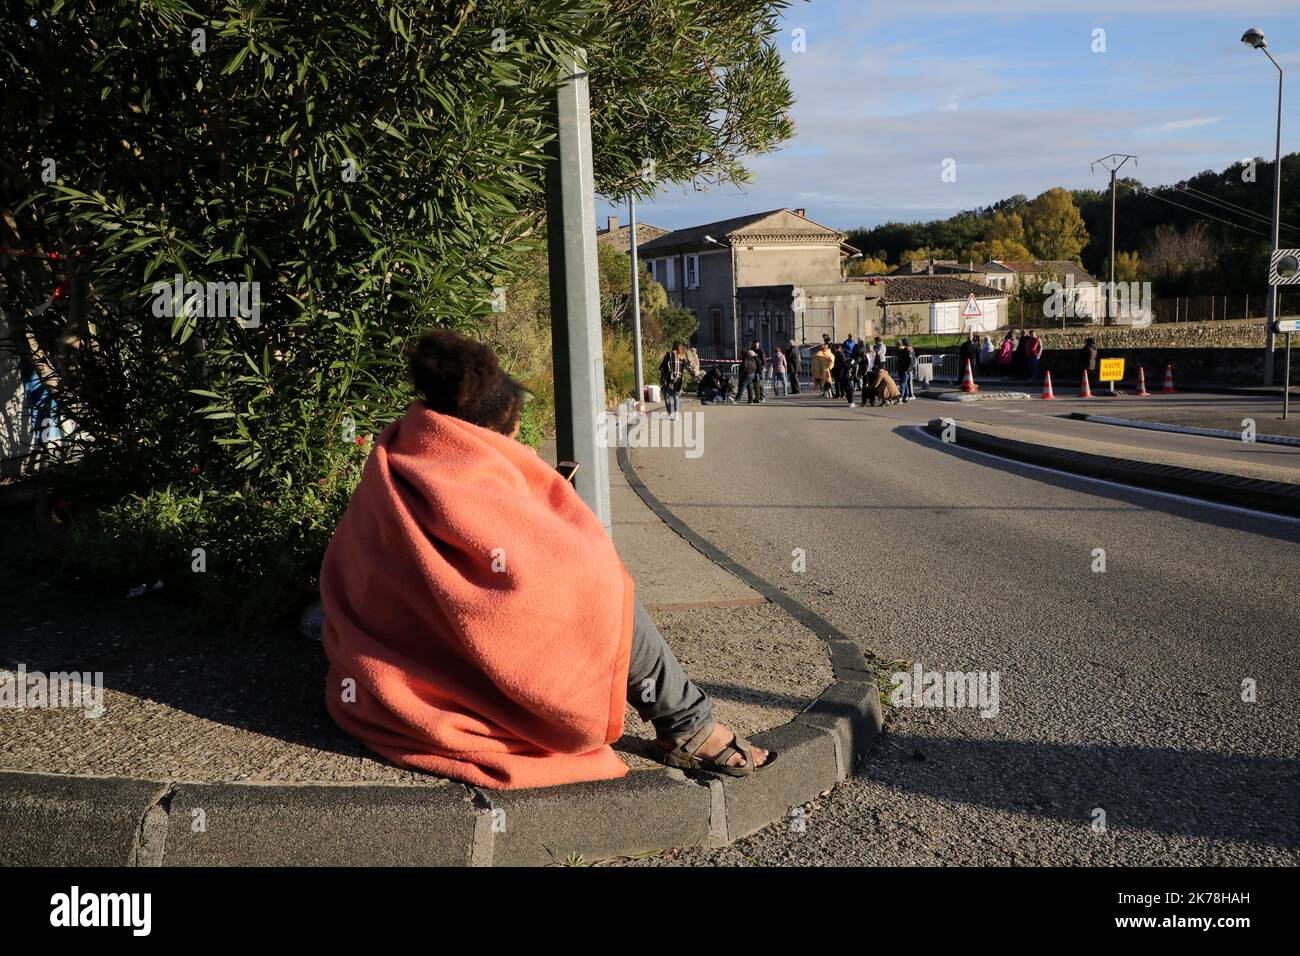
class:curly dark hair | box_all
[406,329,525,435]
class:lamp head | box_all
[1241,28,1267,50]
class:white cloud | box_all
[1137,116,1226,133]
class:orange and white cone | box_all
[1135,367,1150,396]
[959,358,979,393]
[1161,364,1176,394]
[1041,371,1056,399]
[1079,370,1093,399]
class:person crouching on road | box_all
[698,366,729,405]
[320,329,773,789]
[811,340,835,398]
[658,340,686,419]
[865,362,902,406]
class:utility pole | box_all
[545,51,610,528]
[1091,154,1137,326]
[628,193,644,405]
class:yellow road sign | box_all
[1098,358,1125,382]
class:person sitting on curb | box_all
[319,329,771,790]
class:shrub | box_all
[2,1,794,629]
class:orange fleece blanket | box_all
[320,403,635,789]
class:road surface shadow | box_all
[868,730,1300,848]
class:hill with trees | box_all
[845,154,1300,298]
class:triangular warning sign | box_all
[961,293,982,318]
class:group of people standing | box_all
[963,328,1044,380]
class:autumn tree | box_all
[1023,187,1090,262]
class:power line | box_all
[1122,182,1273,239]
[1177,183,1299,233]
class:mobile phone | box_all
[556,461,580,484]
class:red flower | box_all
[190,465,201,473]
[354,435,370,446]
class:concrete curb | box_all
[925,418,1300,517]
[932,391,1034,402]
[1067,412,1300,447]
[0,450,881,867]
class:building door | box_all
[797,307,834,345]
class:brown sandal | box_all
[654,723,774,777]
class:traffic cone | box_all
[1161,364,1176,394]
[959,358,979,393]
[1135,367,1150,396]
[1079,370,1093,399]
[1041,371,1056,399]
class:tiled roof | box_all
[1044,260,1100,283]
[881,275,1007,303]
[597,223,668,252]
[638,208,842,254]
[984,259,1099,282]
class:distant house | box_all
[596,215,668,253]
[889,259,978,277]
[635,207,865,358]
[982,260,1104,321]
[872,275,1007,334]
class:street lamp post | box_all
[1242,27,1285,387]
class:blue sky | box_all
[598,0,1300,234]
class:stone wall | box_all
[1035,320,1270,351]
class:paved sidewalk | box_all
[1,425,876,865]
[0,441,832,783]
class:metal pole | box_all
[1108,167,1117,327]
[1284,331,1292,420]
[628,194,644,405]
[1263,49,1284,386]
[730,241,739,360]
[545,51,610,528]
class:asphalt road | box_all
[626,389,1300,865]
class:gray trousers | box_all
[626,599,713,739]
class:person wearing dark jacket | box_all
[750,340,767,404]
[698,366,730,405]
[1012,331,1030,379]
[658,341,687,418]
[833,345,856,407]
[737,348,760,404]
[784,340,801,394]
[958,333,979,379]
[897,337,917,403]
